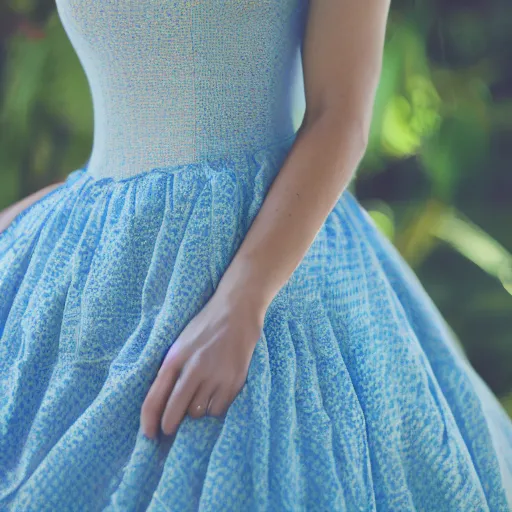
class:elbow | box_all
[348,115,370,157]
[302,107,370,158]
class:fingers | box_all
[140,359,182,439]
[190,374,248,420]
[161,358,204,436]
[187,380,217,419]
[141,347,248,440]
[204,387,228,418]
[206,384,243,419]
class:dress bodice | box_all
[55,0,309,179]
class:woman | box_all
[1,0,511,510]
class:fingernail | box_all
[140,422,152,440]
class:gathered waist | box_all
[84,127,299,181]
[64,130,299,209]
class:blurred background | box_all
[0,0,511,415]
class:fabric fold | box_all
[0,132,511,511]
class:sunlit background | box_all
[1,0,511,416]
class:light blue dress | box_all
[1,1,511,511]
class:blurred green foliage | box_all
[0,0,511,414]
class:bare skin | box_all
[140,0,391,439]
[3,0,391,439]
[0,182,64,234]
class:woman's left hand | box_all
[140,287,266,439]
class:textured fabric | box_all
[55,0,307,179]
[1,1,512,511]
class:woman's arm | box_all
[140,0,392,438]
[215,0,391,312]
[0,181,64,234]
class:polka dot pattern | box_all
[1,0,512,510]
[1,142,511,510]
